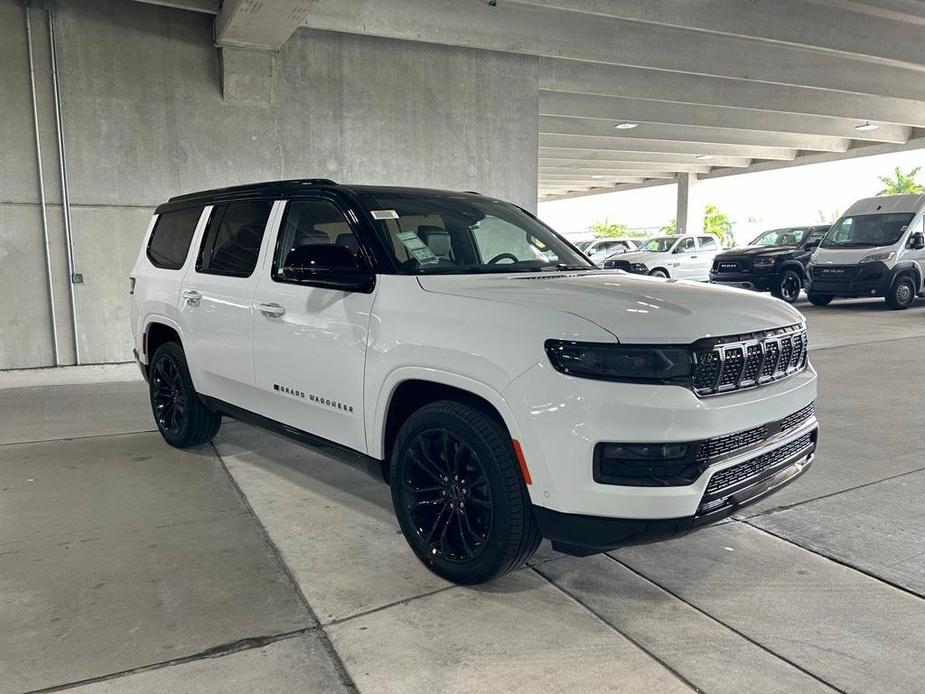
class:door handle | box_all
[690,255,699,259]
[258,302,286,317]
[181,289,202,306]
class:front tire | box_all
[649,268,669,278]
[772,269,802,304]
[390,400,541,585]
[887,276,916,310]
[148,342,221,448]
[807,293,833,306]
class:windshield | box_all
[821,213,915,249]
[356,192,592,274]
[639,237,676,253]
[750,228,808,247]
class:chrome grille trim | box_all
[692,324,808,397]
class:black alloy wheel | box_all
[148,342,221,448]
[774,269,802,304]
[390,400,541,584]
[400,428,493,563]
[152,356,185,437]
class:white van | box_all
[807,194,925,309]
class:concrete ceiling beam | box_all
[300,0,925,101]
[216,0,315,51]
[538,147,752,168]
[539,116,851,153]
[540,58,925,128]
[518,0,924,70]
[539,91,912,145]
[540,134,797,160]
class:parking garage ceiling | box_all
[136,0,925,201]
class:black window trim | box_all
[195,198,275,279]
[270,192,377,288]
[145,205,204,271]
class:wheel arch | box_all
[778,260,807,280]
[371,370,523,477]
[648,267,670,278]
[143,317,184,368]
[891,261,922,290]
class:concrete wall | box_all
[0,0,539,369]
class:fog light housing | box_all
[593,441,702,487]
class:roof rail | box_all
[298,178,338,185]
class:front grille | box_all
[696,402,815,464]
[609,260,633,272]
[811,264,861,280]
[705,432,815,495]
[714,259,745,273]
[692,324,807,397]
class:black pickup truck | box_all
[709,225,831,303]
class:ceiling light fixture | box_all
[855,121,879,132]
[696,154,714,160]
[614,121,638,130]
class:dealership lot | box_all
[2,298,924,693]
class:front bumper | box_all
[806,261,891,297]
[709,272,773,292]
[535,423,817,555]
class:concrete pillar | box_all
[220,47,275,105]
[676,172,703,235]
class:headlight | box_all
[752,257,775,267]
[544,340,692,383]
[631,263,647,273]
[859,250,895,264]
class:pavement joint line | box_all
[324,583,458,627]
[740,519,925,602]
[0,428,158,448]
[744,464,925,520]
[601,553,845,694]
[208,443,360,694]
[21,627,316,694]
[808,332,925,353]
[529,565,704,694]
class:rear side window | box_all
[146,207,203,270]
[698,236,718,250]
[197,200,272,277]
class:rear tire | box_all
[390,400,541,585]
[649,268,669,278]
[148,342,221,448]
[807,293,833,306]
[771,269,802,304]
[887,275,916,310]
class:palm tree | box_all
[589,219,629,238]
[703,204,733,246]
[878,166,924,195]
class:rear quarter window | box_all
[146,207,203,270]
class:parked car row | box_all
[582,193,925,309]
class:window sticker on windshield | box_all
[397,231,439,264]
[371,209,399,220]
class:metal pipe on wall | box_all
[24,3,60,366]
[47,6,81,365]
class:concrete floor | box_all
[2,297,924,693]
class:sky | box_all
[538,148,925,246]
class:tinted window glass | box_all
[146,207,202,270]
[355,192,590,274]
[821,213,914,249]
[273,199,359,281]
[198,201,272,277]
[805,227,828,244]
[676,237,695,253]
[698,236,718,250]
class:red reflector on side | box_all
[512,438,532,485]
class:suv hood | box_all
[417,271,802,343]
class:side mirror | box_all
[908,232,925,250]
[805,240,821,250]
[283,244,375,292]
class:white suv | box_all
[604,234,722,280]
[130,179,818,584]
